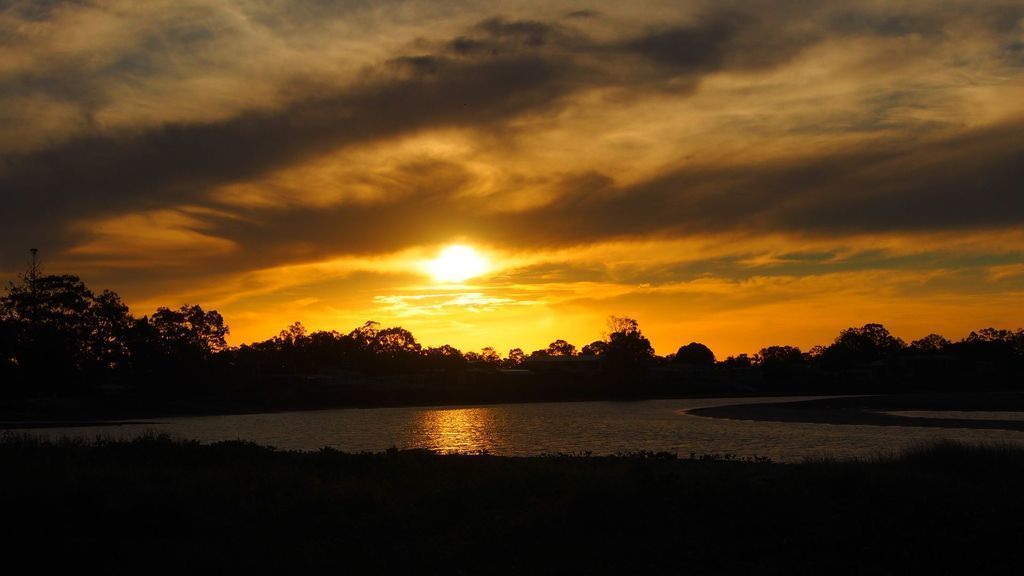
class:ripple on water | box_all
[10,397,1024,462]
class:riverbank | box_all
[2,435,1023,574]
[689,390,1024,432]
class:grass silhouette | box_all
[1,434,1022,574]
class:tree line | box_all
[3,267,1023,399]
[0,269,228,396]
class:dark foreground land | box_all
[2,436,1024,574]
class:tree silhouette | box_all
[480,347,501,363]
[349,321,381,348]
[720,354,752,368]
[374,327,421,355]
[1,273,136,388]
[465,347,501,364]
[546,339,576,356]
[278,322,309,346]
[946,327,1024,368]
[149,305,229,358]
[603,316,654,373]
[608,316,642,337]
[0,315,14,379]
[757,345,804,383]
[821,323,905,369]
[673,342,715,367]
[758,345,803,366]
[423,345,466,370]
[506,348,526,366]
[965,328,1024,349]
[909,334,950,353]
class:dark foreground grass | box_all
[2,436,1023,575]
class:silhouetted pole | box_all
[26,248,40,327]
[28,248,39,294]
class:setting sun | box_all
[425,245,490,283]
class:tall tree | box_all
[149,305,229,359]
[606,317,654,361]
[1,272,136,388]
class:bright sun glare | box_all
[426,245,489,283]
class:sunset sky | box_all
[2,0,1023,357]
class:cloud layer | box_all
[2,0,1023,353]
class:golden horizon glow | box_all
[4,1,1024,360]
[424,245,490,284]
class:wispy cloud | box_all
[2,0,1023,353]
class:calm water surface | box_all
[15,396,1024,461]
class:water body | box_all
[10,396,1024,462]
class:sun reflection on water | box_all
[416,408,496,454]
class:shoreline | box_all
[688,392,1024,432]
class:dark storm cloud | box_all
[3,1,1024,271]
[622,9,820,76]
[0,21,589,263]
[529,119,1024,241]
[622,0,1024,80]
[825,1,1024,37]
[0,0,68,21]
[445,16,592,58]
[0,7,751,264]
[186,117,1024,280]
